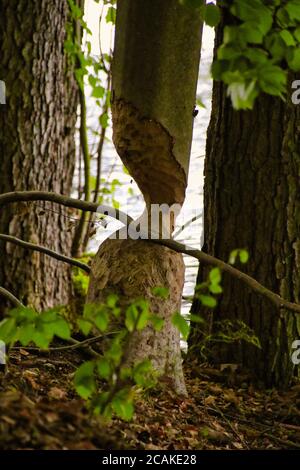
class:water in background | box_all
[75,22,214,317]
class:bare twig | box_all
[11,333,117,354]
[0,234,90,273]
[72,84,91,256]
[149,237,300,315]
[174,213,202,238]
[1,190,300,315]
[0,190,133,225]
[0,287,24,309]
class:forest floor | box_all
[0,346,300,450]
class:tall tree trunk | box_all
[88,0,203,395]
[189,24,300,387]
[0,0,78,312]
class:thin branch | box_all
[0,234,90,273]
[0,287,25,308]
[0,190,133,225]
[11,333,116,353]
[174,213,202,238]
[1,191,300,315]
[83,68,112,251]
[72,74,91,256]
[149,238,300,315]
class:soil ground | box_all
[1,346,300,450]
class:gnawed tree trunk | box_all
[0,0,78,312]
[189,23,300,387]
[87,0,203,394]
[88,239,186,395]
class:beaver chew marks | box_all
[112,99,187,207]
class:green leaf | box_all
[227,80,258,110]
[52,318,71,340]
[258,63,287,96]
[217,46,242,61]
[240,22,264,44]
[229,249,239,265]
[196,97,206,109]
[152,286,169,299]
[199,295,217,308]
[286,0,300,21]
[83,304,109,332]
[149,315,164,332]
[32,331,51,349]
[209,267,221,285]
[172,312,190,340]
[209,284,223,294]
[9,307,37,322]
[107,294,118,308]
[78,318,92,336]
[288,48,300,71]
[239,249,249,264]
[18,324,35,346]
[280,29,296,46]
[91,86,105,99]
[188,314,205,324]
[136,309,149,331]
[294,27,300,42]
[133,359,154,387]
[125,307,136,332]
[231,0,273,35]
[111,395,134,421]
[100,113,109,129]
[74,361,96,399]
[94,309,109,332]
[229,248,249,264]
[0,318,16,343]
[96,357,111,380]
[201,3,221,27]
[106,335,124,365]
[106,6,116,24]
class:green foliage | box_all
[151,286,169,299]
[65,0,112,114]
[212,0,300,109]
[179,0,221,27]
[179,0,300,107]
[0,291,164,422]
[192,318,261,361]
[195,267,223,307]
[106,6,116,24]
[202,3,221,27]
[72,269,89,297]
[172,312,190,340]
[229,249,249,265]
[75,296,160,420]
[0,307,71,349]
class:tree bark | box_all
[189,24,300,387]
[88,0,203,394]
[87,238,186,395]
[0,0,78,312]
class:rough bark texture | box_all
[87,0,202,394]
[190,23,300,387]
[87,239,187,395]
[0,0,78,312]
